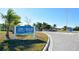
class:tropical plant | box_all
[35,22,52,31]
[36,22,43,31]
[42,22,48,30]
[73,26,79,31]
[63,26,67,31]
[53,24,56,28]
[0,9,21,39]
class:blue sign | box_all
[15,25,34,35]
[67,27,73,32]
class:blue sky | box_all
[0,8,79,28]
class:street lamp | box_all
[25,16,31,25]
[66,9,68,32]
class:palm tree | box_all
[63,26,67,31]
[53,24,56,28]
[73,26,79,31]
[36,22,42,31]
[42,22,47,30]
[0,9,21,39]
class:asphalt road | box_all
[45,32,79,51]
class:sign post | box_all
[14,26,16,39]
[33,25,36,39]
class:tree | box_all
[42,22,48,30]
[46,24,52,30]
[53,24,56,28]
[35,22,52,31]
[33,23,36,26]
[73,26,79,31]
[63,26,67,31]
[0,9,21,39]
[36,22,42,31]
[0,23,6,31]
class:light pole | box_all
[25,16,31,25]
[66,9,68,32]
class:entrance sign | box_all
[67,27,73,32]
[14,25,35,39]
[15,26,34,35]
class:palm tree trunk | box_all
[6,26,10,39]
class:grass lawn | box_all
[0,31,6,42]
[0,31,48,51]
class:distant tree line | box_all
[63,26,79,31]
[33,22,57,31]
[33,22,79,31]
[73,26,79,31]
[1,22,79,33]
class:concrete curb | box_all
[43,32,51,51]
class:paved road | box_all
[45,32,79,51]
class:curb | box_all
[43,32,50,51]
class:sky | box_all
[0,8,79,28]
